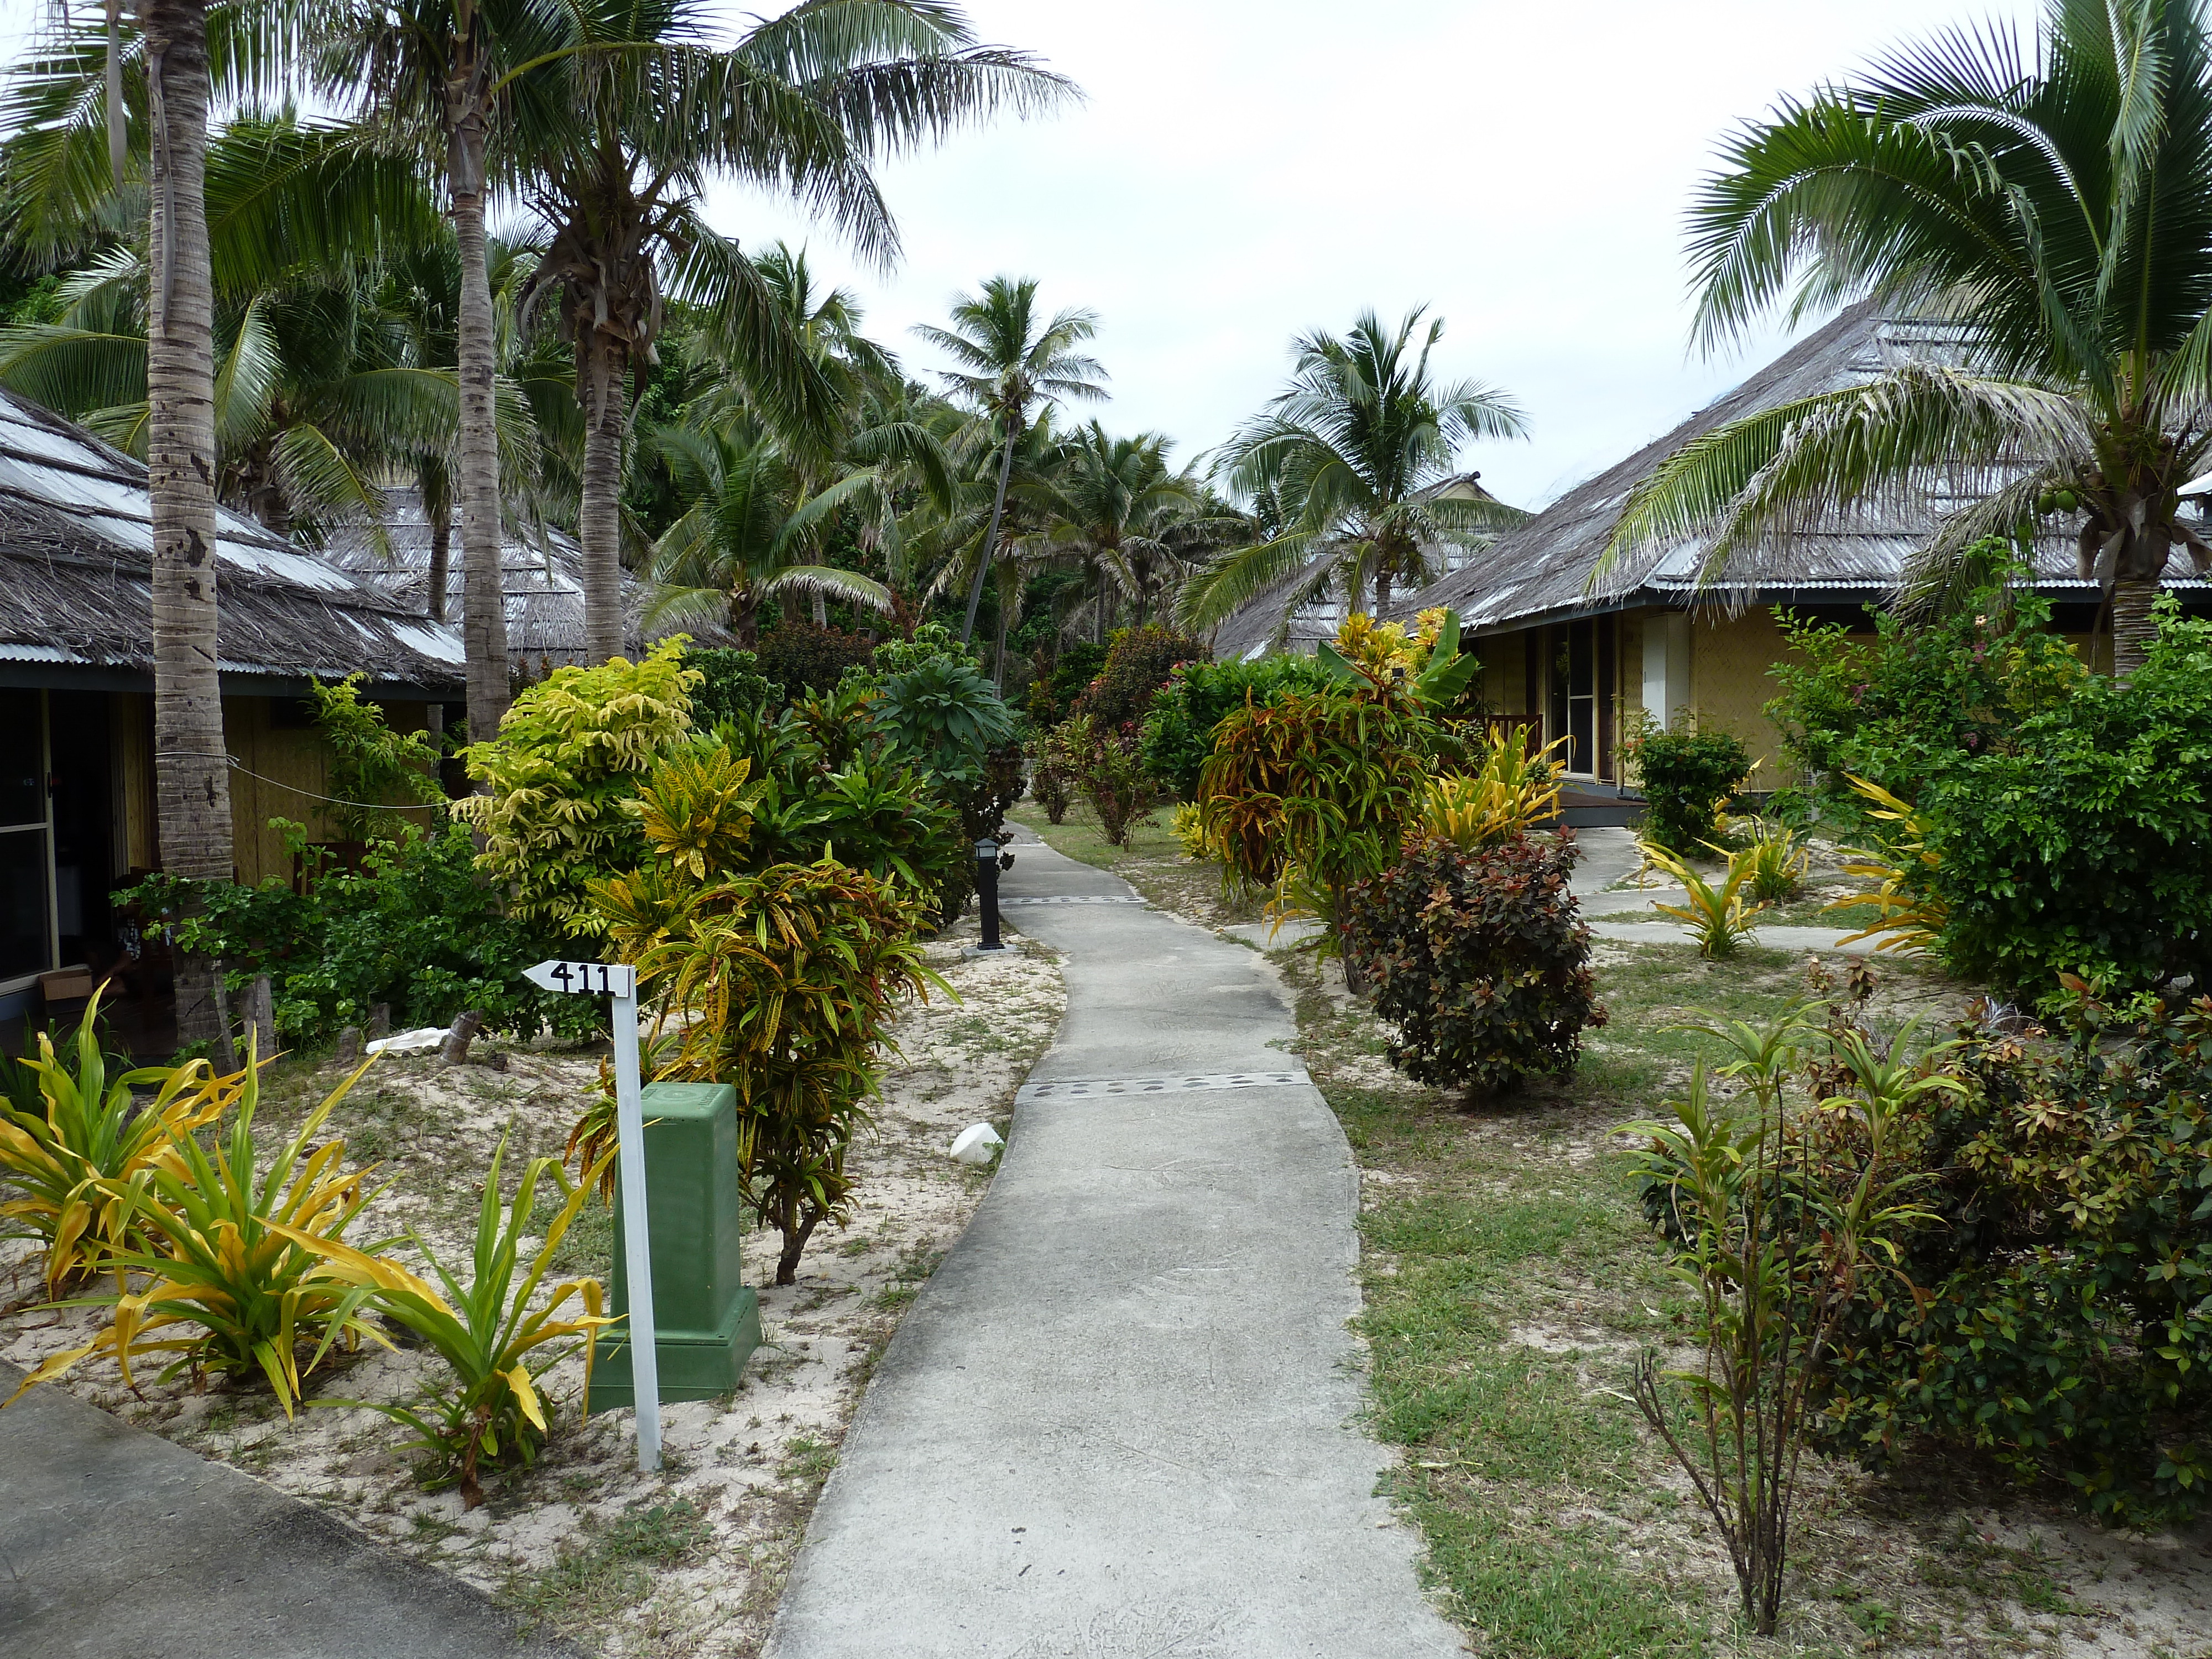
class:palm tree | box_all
[1601,0,2212,681]
[0,122,460,540]
[515,2,1072,664]
[644,424,894,647]
[1034,423,1239,637]
[310,0,585,743]
[372,229,585,627]
[912,274,1107,644]
[1186,306,1528,635]
[0,13,427,1050]
[140,0,228,1048]
[738,240,935,623]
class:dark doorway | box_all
[48,691,114,972]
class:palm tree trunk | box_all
[447,60,510,744]
[993,562,1009,694]
[962,424,1018,644]
[426,497,451,624]
[1375,569,1393,615]
[578,337,627,664]
[144,0,232,1055]
[2112,574,2161,682]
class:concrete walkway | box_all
[1572,826,1886,956]
[764,832,1462,1658]
[1225,827,1884,959]
[0,1360,573,1658]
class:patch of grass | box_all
[499,1498,713,1639]
[778,1434,838,1485]
[541,1188,612,1285]
[1405,1499,1718,1658]
[1916,1522,2086,1616]
[1009,800,1179,870]
[408,1511,465,1545]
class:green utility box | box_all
[588,1082,761,1412]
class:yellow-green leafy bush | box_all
[1197,686,1431,950]
[589,748,944,1284]
[306,673,444,841]
[1421,724,1562,849]
[457,639,697,940]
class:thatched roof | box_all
[0,393,465,695]
[323,491,735,670]
[1206,472,1510,661]
[1397,302,2210,633]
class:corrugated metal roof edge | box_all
[1452,575,2212,636]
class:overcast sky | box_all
[701,0,2043,510]
[0,0,2044,509]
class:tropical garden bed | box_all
[0,916,1062,1658]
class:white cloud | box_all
[698,0,2042,508]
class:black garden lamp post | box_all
[975,837,1008,951]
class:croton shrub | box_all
[1337,832,1605,1096]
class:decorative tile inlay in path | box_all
[1016,1070,1308,1103]
[999,895,1147,906]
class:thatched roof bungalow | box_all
[1390,303,2211,787]
[322,491,734,676]
[0,392,465,1022]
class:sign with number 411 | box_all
[523,957,657,1472]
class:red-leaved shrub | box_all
[1339,833,1604,1096]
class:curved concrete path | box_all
[0,1360,575,1658]
[765,831,1462,1658]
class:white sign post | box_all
[524,958,659,1473]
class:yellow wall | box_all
[1470,607,1808,784]
[225,697,332,884]
[1480,630,1527,716]
[219,695,435,886]
[96,690,437,887]
[1468,605,2119,793]
[1619,612,1646,732]
[1687,609,1806,779]
[112,692,157,873]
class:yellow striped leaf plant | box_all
[4,1047,389,1416]
[1828,775,1949,957]
[308,1135,615,1508]
[0,989,227,1298]
[1642,841,1770,958]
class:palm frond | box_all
[1177,535,1326,631]
[759,562,895,612]
[1600,363,2093,590]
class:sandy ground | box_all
[0,915,1064,1658]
